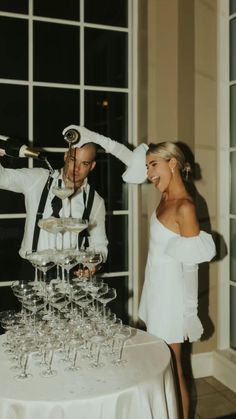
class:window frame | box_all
[0,0,140,321]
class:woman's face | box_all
[146,152,173,192]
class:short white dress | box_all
[138,213,216,344]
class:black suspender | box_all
[32,176,95,252]
[31,176,53,252]
[78,186,95,249]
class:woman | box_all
[63,126,216,419]
[138,142,215,418]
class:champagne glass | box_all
[55,249,78,284]
[65,332,82,372]
[76,294,93,321]
[96,287,117,319]
[15,336,36,380]
[52,175,74,219]
[89,329,107,368]
[40,336,59,377]
[65,218,88,250]
[22,292,44,332]
[84,248,103,278]
[38,217,63,251]
[52,180,74,201]
[112,325,132,366]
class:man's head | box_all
[63,143,97,189]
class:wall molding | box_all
[191,350,236,393]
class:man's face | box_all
[63,145,96,189]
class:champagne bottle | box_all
[0,135,46,160]
[63,128,80,145]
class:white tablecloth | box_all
[0,330,179,419]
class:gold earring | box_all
[171,167,174,174]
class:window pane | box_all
[33,87,80,147]
[0,84,28,138]
[230,85,236,147]
[230,285,236,349]
[85,28,128,87]
[85,91,128,142]
[103,276,129,324]
[230,153,236,214]
[230,219,236,282]
[33,152,64,171]
[104,215,128,273]
[0,190,25,214]
[0,17,28,80]
[85,0,128,27]
[0,156,28,215]
[230,0,236,15]
[0,286,20,334]
[0,0,28,14]
[0,219,26,281]
[33,0,80,21]
[89,154,128,211]
[230,19,236,81]
[33,22,80,84]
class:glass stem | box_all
[117,340,124,362]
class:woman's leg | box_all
[169,342,189,419]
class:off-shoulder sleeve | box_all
[122,143,148,184]
[164,231,216,264]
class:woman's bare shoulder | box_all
[177,198,196,216]
[176,199,199,236]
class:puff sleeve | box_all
[164,231,216,264]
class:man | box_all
[0,142,108,278]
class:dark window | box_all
[85,91,128,142]
[0,84,28,138]
[85,0,127,27]
[85,28,128,87]
[33,22,80,84]
[0,219,26,281]
[33,0,80,21]
[0,183,26,214]
[230,0,236,14]
[0,17,28,80]
[33,87,80,147]
[104,214,128,273]
[0,0,28,14]
[230,19,236,82]
[88,154,128,211]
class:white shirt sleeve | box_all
[0,163,47,193]
[88,192,108,262]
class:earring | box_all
[171,167,174,174]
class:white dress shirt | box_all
[0,164,108,260]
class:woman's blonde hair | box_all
[147,141,186,172]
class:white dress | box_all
[139,213,216,344]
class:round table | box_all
[0,329,180,419]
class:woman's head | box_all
[147,142,186,171]
[146,141,188,191]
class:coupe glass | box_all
[15,336,36,380]
[89,329,106,368]
[112,325,132,366]
[22,292,44,332]
[52,176,74,218]
[40,336,59,377]
[83,248,103,278]
[52,182,73,200]
[38,217,64,250]
[96,287,117,319]
[65,218,88,250]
